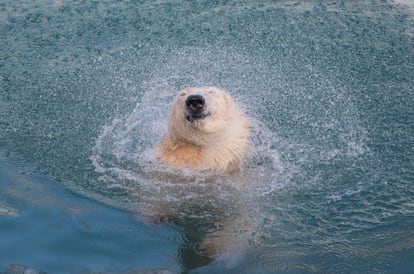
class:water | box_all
[1,0,413,273]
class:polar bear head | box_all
[156,86,249,172]
[167,87,235,145]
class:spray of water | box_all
[90,47,290,221]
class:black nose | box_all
[186,95,205,114]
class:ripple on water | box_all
[84,43,409,271]
[2,0,413,270]
[88,47,292,222]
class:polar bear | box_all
[152,87,254,261]
[156,86,250,173]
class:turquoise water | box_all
[1,0,413,273]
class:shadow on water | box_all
[1,0,414,273]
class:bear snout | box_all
[186,95,205,112]
[185,94,206,118]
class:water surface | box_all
[1,0,413,273]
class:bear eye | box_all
[208,89,215,94]
[179,92,186,97]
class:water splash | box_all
[89,47,289,219]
